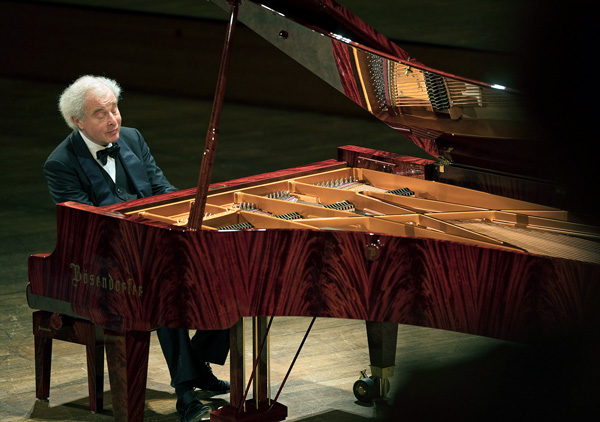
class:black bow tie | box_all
[96,143,120,165]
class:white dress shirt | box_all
[80,132,117,183]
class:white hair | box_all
[58,75,122,130]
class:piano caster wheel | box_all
[353,376,376,402]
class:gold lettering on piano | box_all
[70,263,142,297]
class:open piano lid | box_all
[210,0,548,186]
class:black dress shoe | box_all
[176,389,211,422]
[193,362,230,393]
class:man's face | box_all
[73,85,122,146]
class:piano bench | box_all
[28,286,105,413]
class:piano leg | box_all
[104,330,150,422]
[354,321,398,402]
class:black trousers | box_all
[156,327,230,386]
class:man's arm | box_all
[44,159,95,205]
[133,129,178,195]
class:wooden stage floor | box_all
[2,307,509,422]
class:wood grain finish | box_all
[338,145,435,179]
[104,330,151,422]
[188,1,239,230]
[29,198,600,340]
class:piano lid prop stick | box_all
[188,0,240,230]
[269,316,317,412]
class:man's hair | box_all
[58,75,122,131]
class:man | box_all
[44,75,229,422]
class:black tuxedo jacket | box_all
[44,127,176,206]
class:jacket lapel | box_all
[117,140,152,198]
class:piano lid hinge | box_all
[435,147,453,172]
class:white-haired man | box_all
[44,75,229,422]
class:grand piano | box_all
[28,0,600,421]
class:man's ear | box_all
[71,116,84,130]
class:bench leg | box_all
[34,334,52,401]
[32,310,105,412]
[86,332,105,412]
